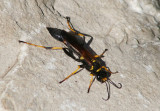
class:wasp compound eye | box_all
[47,27,64,42]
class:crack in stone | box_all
[1,53,19,79]
[42,3,66,27]
[35,0,44,16]
[72,0,81,8]
[15,21,23,30]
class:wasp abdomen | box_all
[47,27,64,42]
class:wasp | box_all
[19,17,122,100]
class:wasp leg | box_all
[59,65,82,83]
[87,74,96,93]
[100,66,113,74]
[63,48,82,62]
[111,71,119,74]
[94,49,108,58]
[19,40,63,50]
[66,17,93,46]
[86,35,93,46]
[66,17,85,37]
[99,49,108,57]
[102,66,118,74]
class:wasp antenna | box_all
[102,81,110,101]
[108,79,122,89]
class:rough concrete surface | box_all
[0,0,160,111]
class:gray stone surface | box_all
[0,0,160,111]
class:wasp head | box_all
[96,69,111,83]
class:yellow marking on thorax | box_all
[90,66,94,70]
[90,74,94,76]
[80,56,84,60]
[91,59,96,63]
[96,67,102,72]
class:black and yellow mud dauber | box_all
[19,17,122,100]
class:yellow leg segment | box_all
[19,40,63,50]
[90,65,94,70]
[59,66,81,83]
[66,17,85,37]
[99,49,108,57]
[87,74,95,93]
[94,49,108,58]
[96,66,118,74]
[111,71,118,74]
[101,66,112,73]
[96,66,112,73]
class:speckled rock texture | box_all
[0,0,160,111]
